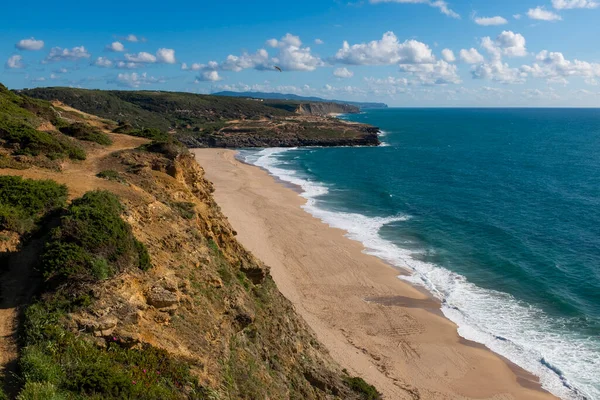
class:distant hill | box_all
[212,91,388,110]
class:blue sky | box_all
[1,0,600,106]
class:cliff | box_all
[295,102,360,116]
[0,87,380,399]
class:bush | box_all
[0,118,86,160]
[39,190,151,281]
[16,382,65,400]
[139,140,188,159]
[96,170,125,183]
[59,123,113,146]
[0,387,7,400]
[0,176,68,234]
[113,123,168,141]
[18,301,201,399]
[344,376,381,400]
[171,202,196,219]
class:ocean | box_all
[239,108,600,400]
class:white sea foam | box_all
[241,147,599,400]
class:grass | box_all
[59,123,113,145]
[39,190,151,282]
[0,176,68,234]
[171,202,196,219]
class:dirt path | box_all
[0,132,149,397]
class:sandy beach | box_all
[193,148,557,400]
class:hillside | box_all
[0,83,380,399]
[213,91,389,110]
[21,87,381,148]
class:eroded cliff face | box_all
[295,102,360,116]
[61,148,371,398]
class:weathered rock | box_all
[146,286,179,308]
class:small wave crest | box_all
[241,147,598,400]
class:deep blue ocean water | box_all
[240,108,600,400]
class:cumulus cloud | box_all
[123,34,141,42]
[459,48,484,63]
[481,31,527,59]
[399,60,461,85]
[267,33,323,71]
[315,39,324,45]
[196,71,222,82]
[221,49,271,71]
[369,0,460,18]
[44,46,91,63]
[551,0,598,8]
[513,14,522,19]
[94,57,113,67]
[334,31,435,65]
[16,37,44,51]
[472,60,527,84]
[106,41,125,52]
[124,52,157,63]
[333,67,354,78]
[527,7,562,21]
[520,50,600,84]
[474,16,508,25]
[441,48,456,62]
[116,61,142,69]
[112,72,164,88]
[156,48,176,64]
[6,55,24,69]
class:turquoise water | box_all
[240,108,600,400]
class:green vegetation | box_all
[96,170,125,183]
[0,387,7,400]
[113,122,168,141]
[21,87,292,134]
[18,300,202,399]
[171,201,196,219]
[59,122,112,145]
[0,176,68,234]
[344,377,381,400]
[0,84,86,161]
[139,139,189,159]
[39,190,151,281]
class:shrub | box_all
[0,387,7,400]
[344,376,381,400]
[18,300,201,399]
[96,170,125,183]
[139,139,188,159]
[0,118,86,160]
[16,382,65,400]
[171,201,196,219]
[0,176,68,234]
[39,190,151,281]
[59,123,113,146]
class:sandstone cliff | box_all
[295,102,360,116]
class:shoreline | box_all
[193,148,557,400]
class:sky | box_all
[1,0,600,107]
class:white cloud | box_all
[196,71,222,82]
[513,14,522,19]
[520,50,600,84]
[124,51,157,63]
[270,33,323,71]
[116,61,141,69]
[474,16,508,25]
[44,46,91,63]
[94,57,113,67]
[266,39,279,48]
[481,31,527,59]
[315,39,324,45]
[181,61,218,71]
[459,48,484,64]
[551,0,598,9]
[31,77,46,82]
[333,67,354,78]
[16,37,44,51]
[334,31,435,65]
[50,73,58,79]
[106,41,125,52]
[399,60,461,85]
[523,88,560,100]
[472,60,527,84]
[527,7,562,21]
[6,55,24,69]
[441,48,456,62]
[221,49,271,71]
[369,0,460,18]
[113,72,164,88]
[156,48,176,64]
[124,34,140,42]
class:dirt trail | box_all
[0,132,149,397]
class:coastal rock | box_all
[145,286,179,309]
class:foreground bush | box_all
[39,190,151,281]
[0,176,68,234]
